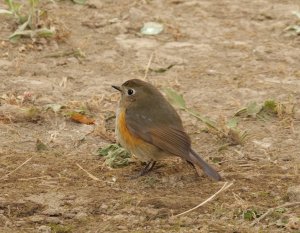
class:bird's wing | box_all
[125,111,191,158]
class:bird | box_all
[112,79,221,181]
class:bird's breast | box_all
[115,108,144,151]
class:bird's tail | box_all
[189,149,222,181]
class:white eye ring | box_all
[127,88,136,96]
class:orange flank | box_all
[118,110,143,149]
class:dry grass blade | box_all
[0,156,33,180]
[174,182,233,217]
[19,175,50,181]
[143,52,155,81]
[185,108,222,134]
[76,163,100,181]
[250,202,300,226]
[42,48,85,58]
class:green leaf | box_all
[29,0,40,8]
[243,209,258,221]
[284,25,300,34]
[5,0,15,11]
[163,87,186,109]
[262,100,277,113]
[235,102,262,117]
[226,118,238,129]
[9,30,31,40]
[36,139,48,151]
[9,35,20,43]
[5,0,22,17]
[292,11,300,19]
[246,102,262,117]
[9,16,30,41]
[97,144,131,168]
[149,64,175,73]
[35,27,55,37]
[72,0,86,4]
[0,9,13,14]
[9,27,55,41]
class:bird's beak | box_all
[112,85,122,92]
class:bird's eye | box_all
[127,88,135,96]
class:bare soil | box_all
[0,0,299,232]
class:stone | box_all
[0,214,12,227]
[45,217,62,224]
[253,138,272,149]
[28,215,44,223]
[0,59,12,70]
[37,225,52,233]
[286,216,300,231]
[74,212,88,220]
[101,203,108,209]
[287,185,300,202]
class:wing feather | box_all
[125,111,191,158]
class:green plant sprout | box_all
[0,0,55,41]
[163,87,248,145]
[284,11,300,35]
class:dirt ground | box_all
[0,0,300,232]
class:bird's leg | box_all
[186,160,201,175]
[139,161,156,176]
[129,161,157,179]
[186,160,196,169]
[186,160,204,177]
[148,161,157,171]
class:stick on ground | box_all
[251,202,300,226]
[0,156,33,181]
[143,52,155,81]
[76,163,101,181]
[174,182,233,217]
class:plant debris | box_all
[69,112,95,125]
[140,22,164,35]
[97,144,131,168]
[149,64,176,73]
[163,87,248,145]
[235,100,295,120]
[0,0,56,41]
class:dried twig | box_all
[251,202,300,226]
[0,156,33,181]
[19,175,51,181]
[174,182,233,217]
[143,52,155,81]
[41,48,85,58]
[76,163,101,181]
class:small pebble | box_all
[287,185,300,202]
[37,225,52,233]
[101,203,108,209]
[28,215,44,223]
[75,212,88,220]
[45,217,62,224]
